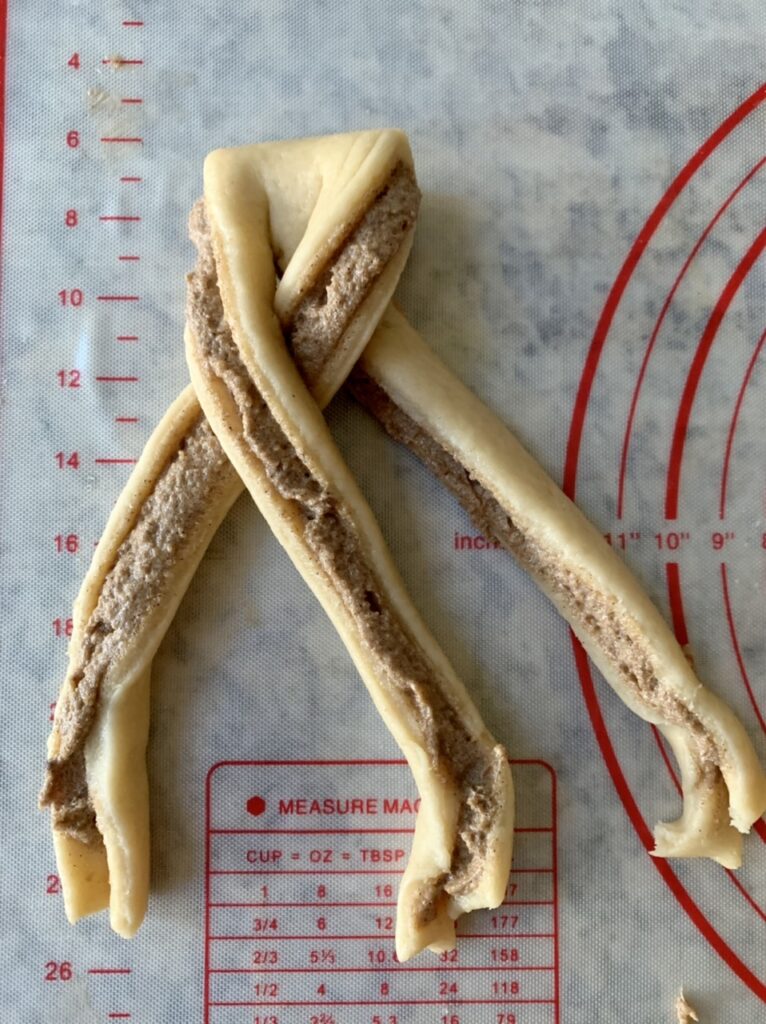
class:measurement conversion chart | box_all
[204,762,560,1024]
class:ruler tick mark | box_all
[121,97,143,104]
[101,137,144,144]
[120,177,142,183]
[97,295,140,302]
[116,335,139,342]
[100,215,141,222]
[96,375,140,383]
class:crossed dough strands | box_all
[43,127,766,964]
[41,131,511,952]
[40,129,421,936]
[186,139,514,962]
[349,305,766,868]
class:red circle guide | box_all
[564,83,766,998]
[205,760,560,1024]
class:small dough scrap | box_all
[676,989,700,1023]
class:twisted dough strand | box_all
[351,305,766,867]
[186,138,514,961]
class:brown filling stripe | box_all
[188,216,506,913]
[42,162,422,849]
[285,162,420,390]
[349,367,724,785]
[41,417,236,842]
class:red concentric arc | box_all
[665,225,766,520]
[651,725,682,796]
[616,156,766,520]
[563,82,766,503]
[664,562,689,647]
[721,562,766,738]
[565,84,766,1001]
[720,325,766,519]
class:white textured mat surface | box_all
[2,2,765,1020]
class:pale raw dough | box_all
[187,134,514,961]
[41,130,514,958]
[42,130,437,939]
[675,989,700,1022]
[355,305,766,865]
[44,388,241,936]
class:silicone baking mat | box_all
[1,1,765,1020]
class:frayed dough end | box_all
[53,830,110,923]
[652,817,742,869]
[395,764,460,963]
[395,752,514,962]
[653,726,745,867]
[728,780,766,835]
[86,667,152,939]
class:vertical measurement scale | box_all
[43,10,149,1020]
[205,761,560,1024]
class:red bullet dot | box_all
[246,795,267,817]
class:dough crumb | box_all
[103,54,128,69]
[86,86,113,111]
[675,989,699,1023]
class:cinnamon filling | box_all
[284,162,420,389]
[187,216,505,915]
[42,162,424,853]
[41,418,236,842]
[349,368,724,789]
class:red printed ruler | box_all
[205,761,560,1024]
